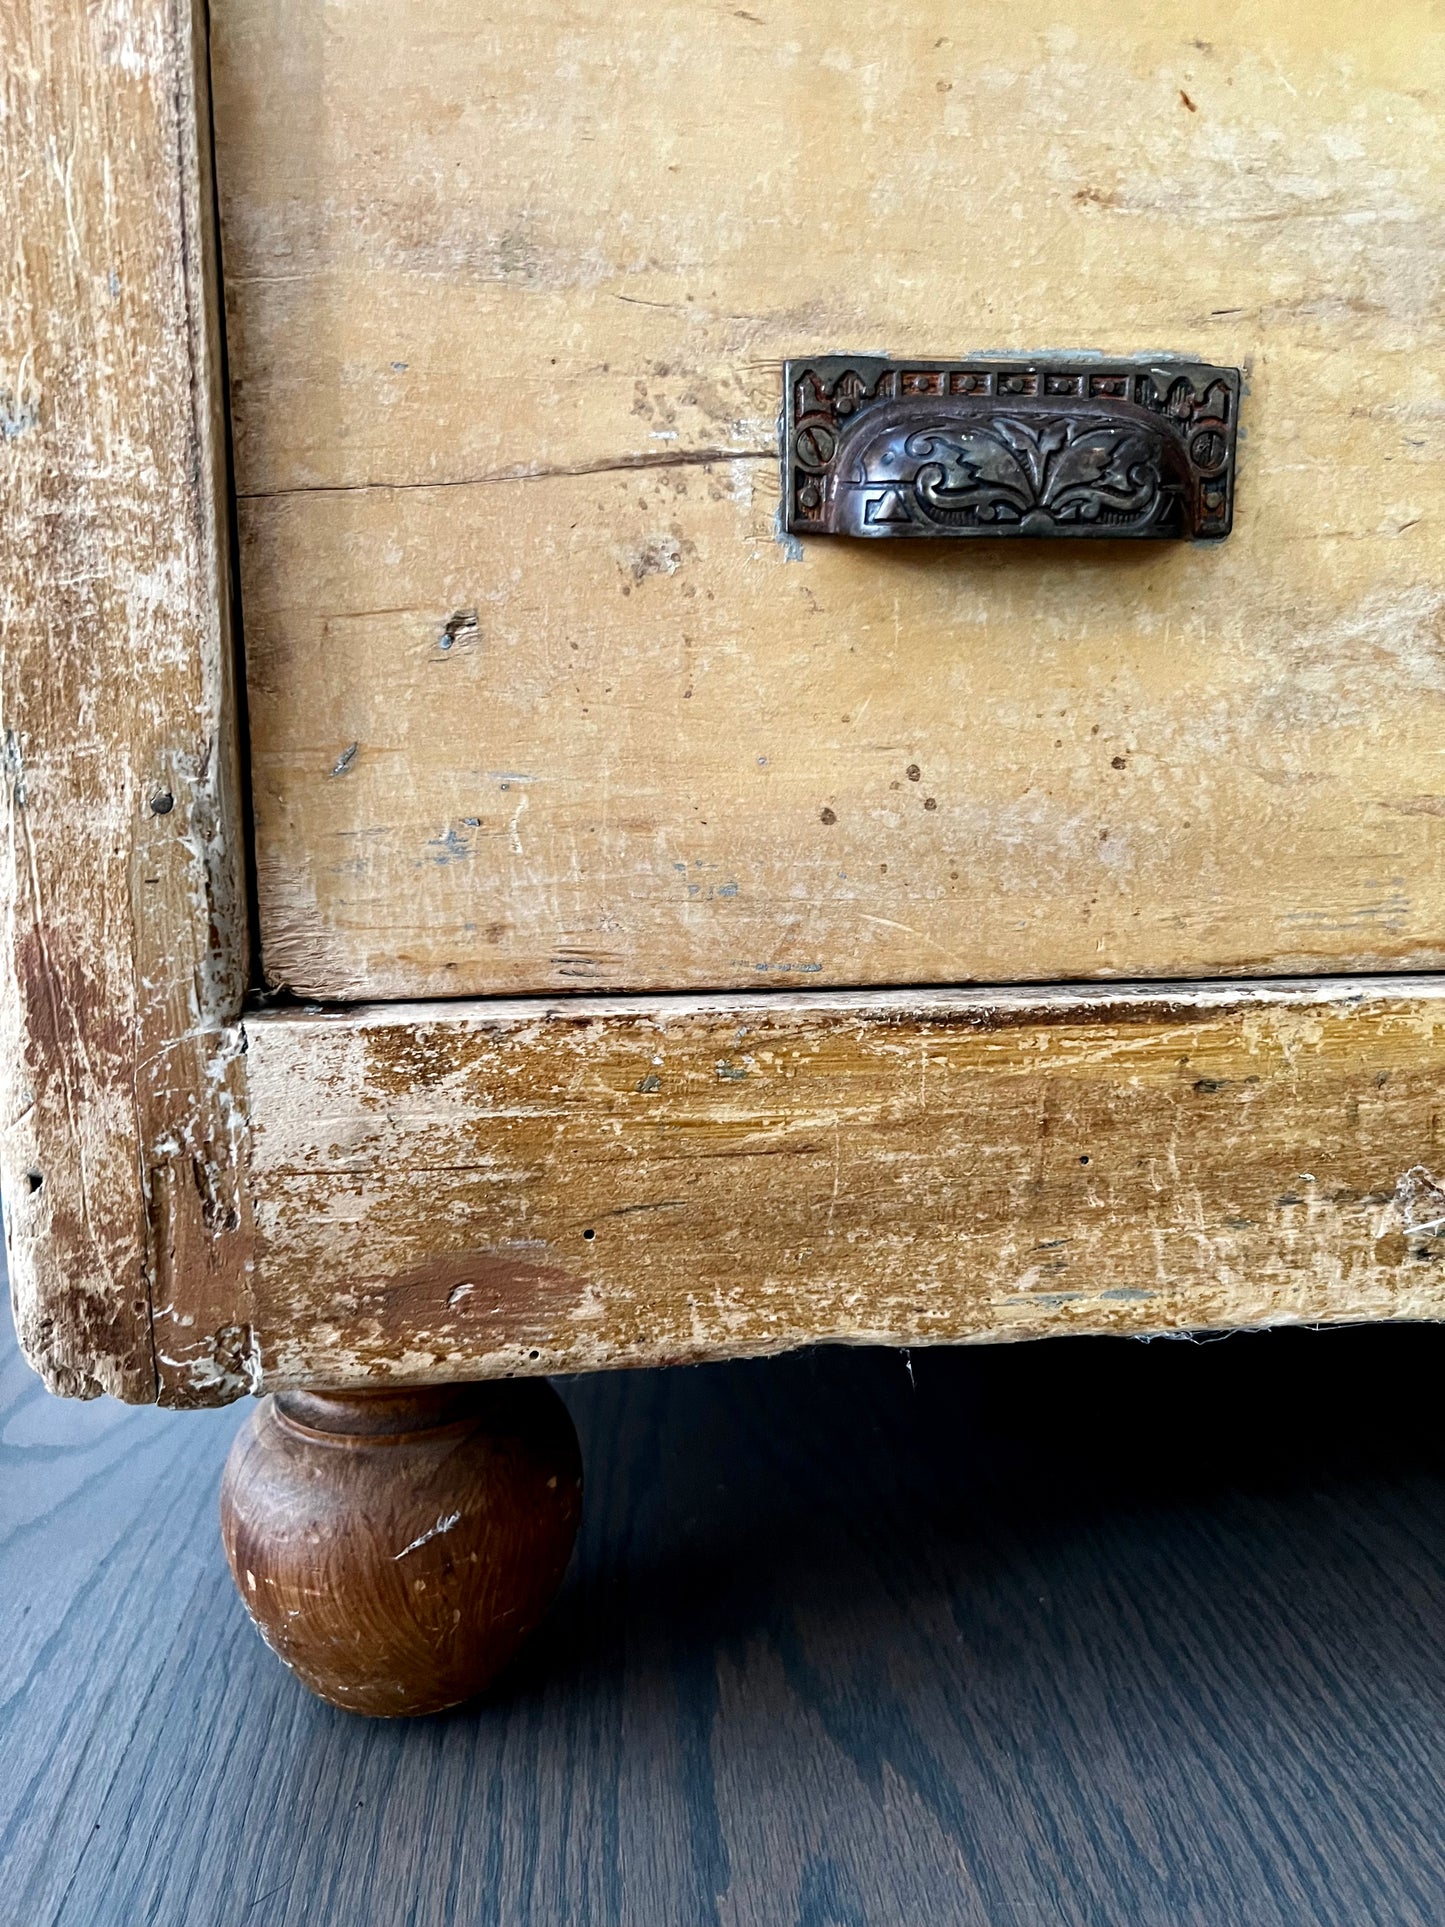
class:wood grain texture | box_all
[12,1286,1445,1927]
[0,0,250,1401]
[211,0,1445,998]
[221,1382,583,1716]
[237,977,1445,1393]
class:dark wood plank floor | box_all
[7,1284,1445,1927]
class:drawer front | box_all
[212,2,1445,999]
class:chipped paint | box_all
[1,0,250,1405]
[230,979,1445,1396]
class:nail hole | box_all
[582,1228,595,1240]
[25,1169,42,1193]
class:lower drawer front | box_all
[213,0,1445,1000]
[229,980,1445,1395]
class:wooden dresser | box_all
[7,0,1445,1712]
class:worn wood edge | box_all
[1,0,252,1405]
[249,976,1442,1040]
[229,975,1445,1397]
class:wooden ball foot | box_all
[220,1381,582,1716]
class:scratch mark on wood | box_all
[393,1511,463,1560]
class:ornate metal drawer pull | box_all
[783,357,1239,541]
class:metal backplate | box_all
[783,357,1240,540]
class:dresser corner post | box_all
[219,1379,583,1716]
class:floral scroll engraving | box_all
[906,416,1165,531]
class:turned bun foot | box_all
[220,1381,582,1717]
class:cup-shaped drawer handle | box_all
[784,358,1239,541]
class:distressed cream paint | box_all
[0,0,250,1402]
